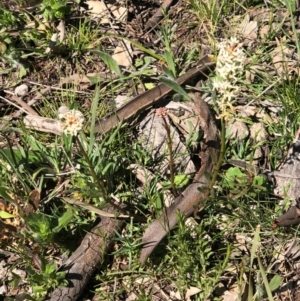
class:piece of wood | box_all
[94,55,214,134]
[139,93,220,263]
[145,0,174,29]
[45,209,124,301]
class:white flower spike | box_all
[213,37,246,120]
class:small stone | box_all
[14,84,28,97]
[58,106,69,118]
[250,123,268,141]
[9,268,26,281]
[0,284,7,295]
[228,120,249,140]
[114,95,128,109]
[253,147,263,160]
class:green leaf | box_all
[53,208,73,233]
[224,167,248,188]
[258,256,275,301]
[161,64,175,79]
[173,174,191,188]
[102,162,114,175]
[91,50,122,77]
[45,261,56,274]
[163,50,176,77]
[250,225,260,267]
[89,85,100,148]
[0,148,44,165]
[19,65,27,78]
[0,210,14,218]
[159,76,191,101]
[25,212,54,243]
[269,274,282,292]
[0,186,16,203]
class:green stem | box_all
[76,135,107,201]
[162,116,177,196]
[208,117,226,191]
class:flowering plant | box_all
[212,37,246,120]
[59,109,85,136]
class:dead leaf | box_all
[185,287,201,301]
[234,14,258,42]
[114,95,128,108]
[239,14,258,40]
[222,283,239,301]
[0,202,5,211]
[273,127,300,199]
[57,20,65,43]
[250,122,268,142]
[271,43,293,76]
[260,24,270,39]
[59,72,117,88]
[112,40,133,67]
[24,115,62,135]
[84,1,127,23]
[24,188,41,215]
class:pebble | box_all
[228,120,249,140]
[14,84,28,97]
[250,122,268,141]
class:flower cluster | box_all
[59,109,85,136]
[212,37,246,120]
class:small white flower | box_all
[223,89,239,102]
[59,109,85,136]
[185,217,198,239]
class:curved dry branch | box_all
[45,212,124,301]
[145,0,174,29]
[139,94,220,263]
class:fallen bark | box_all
[45,213,124,301]
[145,0,174,29]
[139,94,220,263]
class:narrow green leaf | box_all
[247,274,254,301]
[89,85,100,149]
[0,210,14,218]
[161,64,175,79]
[250,224,260,267]
[159,76,191,101]
[91,50,122,77]
[257,256,275,301]
[54,209,73,233]
[0,186,16,203]
[163,50,176,77]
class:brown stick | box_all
[139,94,220,263]
[94,55,214,134]
[145,0,174,29]
[45,210,124,301]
